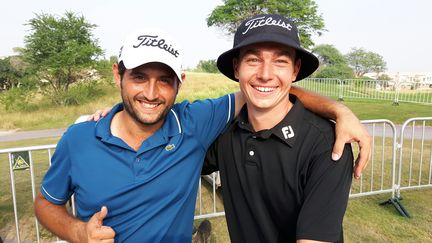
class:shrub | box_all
[0,87,38,112]
[48,82,105,106]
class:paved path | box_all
[365,124,432,140]
[0,124,430,143]
[0,128,66,142]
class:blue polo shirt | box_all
[40,94,235,243]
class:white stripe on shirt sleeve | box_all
[41,185,66,202]
[226,94,232,124]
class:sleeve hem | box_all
[40,185,68,205]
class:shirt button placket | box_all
[246,135,258,163]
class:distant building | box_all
[389,72,432,90]
[365,72,432,90]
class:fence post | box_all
[338,79,344,101]
[8,153,21,243]
[393,83,400,105]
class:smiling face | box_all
[113,62,181,128]
[234,42,301,114]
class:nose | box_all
[142,80,159,101]
[256,61,274,82]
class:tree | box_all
[207,0,325,49]
[21,12,103,96]
[194,59,219,73]
[313,64,354,79]
[0,56,27,91]
[312,44,346,66]
[311,44,354,79]
[377,73,391,81]
[345,48,387,77]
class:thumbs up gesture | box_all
[85,206,116,243]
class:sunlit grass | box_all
[0,72,431,241]
[1,72,430,131]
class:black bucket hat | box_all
[217,13,319,82]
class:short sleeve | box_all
[40,132,74,205]
[183,94,235,149]
[296,144,353,242]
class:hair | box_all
[117,61,181,85]
[117,61,127,80]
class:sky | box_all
[1,0,431,73]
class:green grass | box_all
[343,99,432,124]
[344,189,432,242]
[0,144,58,241]
[0,72,431,241]
[195,183,432,243]
[0,72,430,131]
[0,137,60,150]
[0,84,121,131]
[0,72,240,131]
[297,79,432,105]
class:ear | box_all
[175,72,185,94]
[233,58,240,80]
[112,63,121,87]
[181,72,186,83]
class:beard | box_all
[121,89,173,126]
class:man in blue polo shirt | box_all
[34,28,241,242]
[34,27,370,242]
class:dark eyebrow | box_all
[240,48,295,59]
[129,69,146,76]
[240,49,260,58]
[277,50,294,57]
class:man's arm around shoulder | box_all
[290,85,371,179]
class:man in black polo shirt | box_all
[203,13,353,243]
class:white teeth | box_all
[140,102,158,108]
[254,86,275,92]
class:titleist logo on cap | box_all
[242,16,293,35]
[133,35,180,58]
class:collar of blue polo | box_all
[235,94,303,147]
[95,102,183,144]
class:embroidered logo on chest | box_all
[165,144,175,151]
[282,126,294,139]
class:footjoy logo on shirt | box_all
[242,16,293,35]
[133,35,180,58]
[282,126,295,139]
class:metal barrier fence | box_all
[0,118,431,242]
[0,144,56,243]
[295,78,343,100]
[397,117,432,197]
[296,78,432,105]
[349,120,398,199]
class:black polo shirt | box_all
[203,95,353,243]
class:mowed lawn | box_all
[0,72,431,242]
[0,72,431,131]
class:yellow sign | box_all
[12,152,30,170]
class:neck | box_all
[111,110,164,151]
[247,100,293,132]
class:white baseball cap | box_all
[118,28,183,82]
